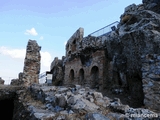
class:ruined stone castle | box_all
[0,0,160,119]
[50,0,160,111]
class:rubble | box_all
[13,84,159,119]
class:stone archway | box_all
[79,68,85,85]
[69,69,74,82]
[90,66,99,89]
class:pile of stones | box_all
[15,84,159,120]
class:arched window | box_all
[71,39,76,52]
[79,68,84,85]
[69,69,74,81]
[90,66,99,89]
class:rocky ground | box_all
[11,84,159,120]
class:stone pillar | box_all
[22,40,41,86]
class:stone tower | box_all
[22,40,41,86]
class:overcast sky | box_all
[0,0,142,84]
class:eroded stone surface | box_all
[141,54,160,111]
[50,0,160,110]
[65,27,84,57]
[11,72,24,85]
[0,84,158,120]
[13,84,159,120]
[1,0,160,119]
[50,57,64,86]
[22,40,41,86]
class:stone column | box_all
[22,40,41,86]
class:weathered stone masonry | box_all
[62,28,108,90]
[1,1,160,119]
[64,50,106,90]
[141,54,160,111]
[50,0,160,111]
[22,40,41,86]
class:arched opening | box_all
[90,66,99,89]
[0,99,14,119]
[127,72,144,108]
[68,51,71,55]
[71,39,76,52]
[69,69,74,82]
[79,68,84,85]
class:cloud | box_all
[25,28,38,36]
[39,36,44,40]
[40,51,52,68]
[0,46,52,69]
[0,46,25,59]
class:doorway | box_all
[91,66,99,89]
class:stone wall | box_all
[10,72,24,85]
[143,0,160,14]
[141,54,160,111]
[64,50,107,90]
[22,40,41,86]
[65,27,84,57]
[50,0,160,111]
[50,57,64,86]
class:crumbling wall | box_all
[22,40,41,86]
[143,0,160,14]
[65,27,84,57]
[64,50,106,90]
[141,54,160,111]
[50,0,160,111]
[11,72,24,85]
[117,2,160,108]
[50,57,64,86]
[64,57,82,85]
